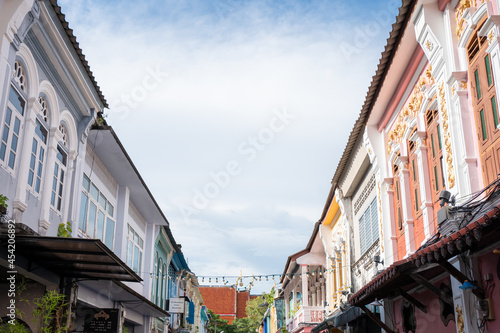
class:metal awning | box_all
[80,280,170,318]
[1,235,141,282]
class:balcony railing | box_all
[286,306,324,332]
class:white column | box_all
[399,161,416,255]
[12,98,37,223]
[61,150,76,224]
[301,265,308,307]
[415,135,435,242]
[38,127,63,235]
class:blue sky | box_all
[59,0,400,293]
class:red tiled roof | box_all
[199,286,236,317]
[236,291,250,319]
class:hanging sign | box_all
[169,297,186,313]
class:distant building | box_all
[198,286,254,324]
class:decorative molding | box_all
[438,81,456,188]
[353,175,376,215]
[456,304,465,333]
[387,66,434,154]
[455,0,473,40]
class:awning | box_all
[0,235,141,282]
[80,280,170,318]
[334,306,362,327]
[350,203,500,307]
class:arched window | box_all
[157,258,163,306]
[468,18,500,185]
[27,96,49,194]
[1,61,27,170]
[152,252,157,300]
[50,145,67,212]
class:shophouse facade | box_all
[0,1,195,332]
[280,224,327,333]
[344,0,500,332]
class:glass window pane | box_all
[87,202,97,238]
[486,55,493,86]
[78,193,89,231]
[98,193,106,208]
[83,174,90,192]
[415,189,419,211]
[134,231,139,243]
[35,176,41,193]
[35,120,47,143]
[0,142,6,161]
[475,69,482,99]
[8,151,15,169]
[481,109,487,140]
[434,166,439,191]
[133,246,140,272]
[127,240,133,267]
[430,134,435,158]
[96,210,105,241]
[107,203,114,217]
[105,218,115,250]
[492,96,499,128]
[90,183,98,200]
[56,146,67,165]
[28,170,34,187]
[13,117,20,135]
[437,125,442,149]
[9,86,25,115]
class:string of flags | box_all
[147,267,347,283]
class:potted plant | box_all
[0,194,8,215]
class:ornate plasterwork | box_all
[456,304,465,333]
[438,81,456,189]
[456,0,489,39]
[387,67,434,154]
[425,40,433,51]
[488,29,495,43]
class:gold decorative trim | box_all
[488,29,495,43]
[438,81,456,188]
[456,304,465,333]
[456,0,490,40]
[425,40,433,51]
[387,66,434,154]
[452,85,456,95]
[456,0,472,40]
[460,81,467,90]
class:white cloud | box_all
[59,0,398,293]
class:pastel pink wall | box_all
[478,252,500,333]
[392,279,456,333]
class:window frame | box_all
[126,224,144,275]
[27,118,48,195]
[78,174,116,250]
[1,85,26,172]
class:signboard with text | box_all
[73,308,119,333]
[169,297,185,313]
